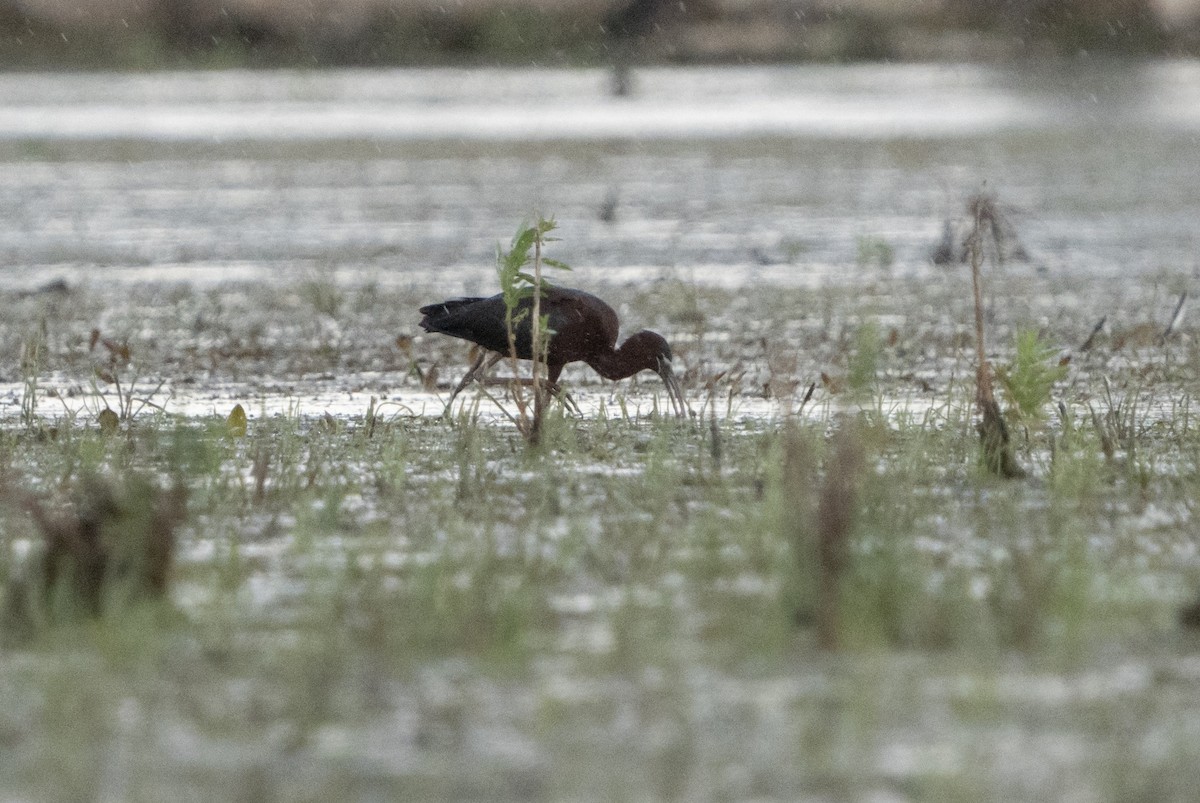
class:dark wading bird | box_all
[419,286,687,417]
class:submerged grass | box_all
[2,274,1200,798]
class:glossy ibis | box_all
[419,286,686,417]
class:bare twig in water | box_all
[795,381,816,418]
[1161,292,1188,344]
[1079,316,1107,352]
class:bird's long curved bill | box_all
[658,362,688,419]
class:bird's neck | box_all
[586,342,647,381]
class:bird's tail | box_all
[419,297,486,331]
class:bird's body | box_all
[419,286,686,415]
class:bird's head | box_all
[625,330,687,418]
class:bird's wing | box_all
[419,295,517,355]
[542,290,619,352]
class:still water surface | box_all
[1,61,1199,141]
[0,61,1197,294]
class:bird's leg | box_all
[549,383,582,415]
[541,367,579,415]
[474,377,582,415]
[444,351,502,416]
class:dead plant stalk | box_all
[530,229,547,444]
[969,203,1024,478]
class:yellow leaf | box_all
[226,404,248,438]
[98,408,119,433]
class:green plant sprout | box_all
[995,329,1069,422]
[496,215,571,444]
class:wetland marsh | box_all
[2,62,1200,800]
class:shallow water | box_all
[3,61,1200,801]
[1,61,1198,300]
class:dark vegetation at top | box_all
[0,0,1194,70]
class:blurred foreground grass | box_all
[3,277,1200,798]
